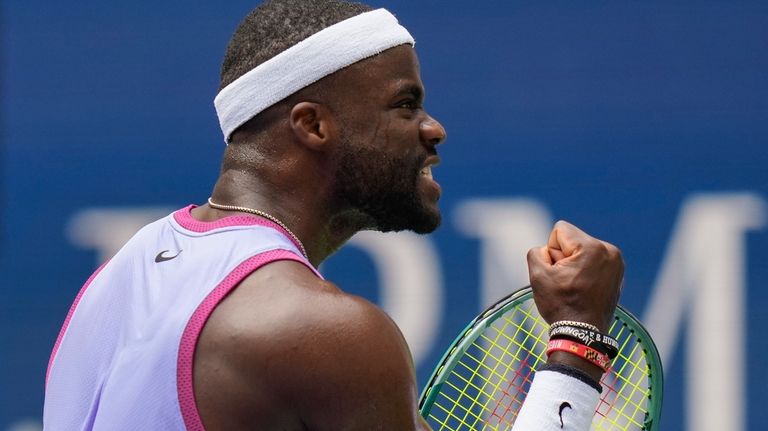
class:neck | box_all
[200,169,364,267]
[208,197,309,258]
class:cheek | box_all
[344,110,419,154]
[339,113,383,148]
[366,113,392,147]
[381,117,422,152]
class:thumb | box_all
[548,247,566,263]
[547,220,587,257]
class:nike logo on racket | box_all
[155,250,182,263]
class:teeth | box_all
[421,166,433,179]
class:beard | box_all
[331,140,441,234]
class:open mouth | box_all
[418,156,442,198]
[420,156,440,181]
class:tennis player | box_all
[43,1,624,430]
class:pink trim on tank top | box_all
[174,205,306,256]
[173,205,321,278]
[46,261,110,388]
[177,249,316,431]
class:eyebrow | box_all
[393,83,424,102]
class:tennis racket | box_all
[420,286,663,431]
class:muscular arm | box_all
[194,260,430,431]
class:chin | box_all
[409,220,441,234]
[374,207,442,234]
[411,208,442,234]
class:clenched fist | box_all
[527,220,624,333]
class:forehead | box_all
[360,45,421,78]
[334,45,423,97]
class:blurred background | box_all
[2,0,767,429]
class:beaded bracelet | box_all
[550,320,601,332]
[546,338,611,372]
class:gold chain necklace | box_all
[207,197,308,259]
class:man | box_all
[44,1,624,430]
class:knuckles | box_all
[526,247,545,282]
[526,247,537,262]
[582,237,623,266]
[598,241,624,270]
[606,244,624,268]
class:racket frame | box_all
[419,286,664,430]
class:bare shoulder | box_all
[195,260,426,431]
[206,260,399,347]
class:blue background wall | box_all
[3,1,767,429]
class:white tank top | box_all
[44,206,321,430]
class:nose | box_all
[420,114,446,147]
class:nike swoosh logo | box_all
[558,401,572,428]
[155,249,182,263]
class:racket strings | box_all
[483,303,548,428]
[428,302,548,430]
[425,299,656,431]
[594,323,653,430]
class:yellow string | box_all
[426,301,654,431]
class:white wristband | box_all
[511,370,600,431]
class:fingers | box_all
[527,246,552,271]
[546,220,588,259]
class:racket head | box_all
[419,286,663,431]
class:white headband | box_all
[214,8,415,142]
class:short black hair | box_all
[219,0,373,90]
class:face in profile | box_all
[330,46,446,234]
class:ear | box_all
[289,102,337,151]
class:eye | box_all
[397,99,421,110]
